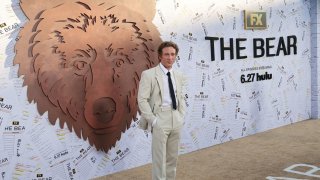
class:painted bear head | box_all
[14,0,161,151]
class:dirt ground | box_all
[95,119,320,180]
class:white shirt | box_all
[151,63,178,127]
[159,63,177,108]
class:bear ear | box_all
[97,0,157,20]
[20,0,68,19]
[20,0,157,20]
[118,0,157,20]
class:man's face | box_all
[159,46,177,70]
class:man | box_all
[138,41,186,180]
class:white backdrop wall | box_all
[311,0,320,118]
[0,0,311,179]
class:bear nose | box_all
[93,97,116,123]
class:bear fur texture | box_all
[14,0,161,152]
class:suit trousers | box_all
[152,108,181,180]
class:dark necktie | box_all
[167,72,177,110]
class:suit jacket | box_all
[138,64,186,131]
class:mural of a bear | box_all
[14,0,161,152]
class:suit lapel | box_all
[155,65,164,97]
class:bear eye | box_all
[74,61,87,70]
[114,59,124,67]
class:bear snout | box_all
[92,97,116,123]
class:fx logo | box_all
[0,23,6,28]
[244,11,267,29]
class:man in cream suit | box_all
[138,41,186,180]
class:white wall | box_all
[311,0,320,118]
[0,0,313,179]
